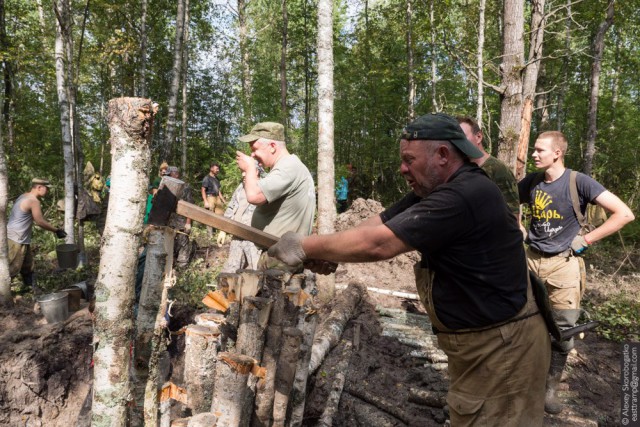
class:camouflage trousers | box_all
[221,239,261,273]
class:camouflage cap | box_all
[32,178,51,187]
[400,113,483,159]
[238,122,285,143]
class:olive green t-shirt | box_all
[252,154,315,237]
[481,156,520,215]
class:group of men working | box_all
[7,113,634,425]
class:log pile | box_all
[172,269,341,426]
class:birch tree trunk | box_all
[0,115,10,305]
[316,0,335,302]
[138,0,148,97]
[280,0,288,133]
[584,0,615,175]
[406,0,415,121]
[54,0,76,243]
[496,0,525,172]
[556,0,572,131]
[92,98,155,426]
[163,0,186,161]
[181,0,190,175]
[515,0,546,180]
[476,0,486,126]
[238,0,252,128]
[430,0,438,111]
[0,0,14,150]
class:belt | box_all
[528,246,572,258]
[432,311,540,335]
[206,193,219,197]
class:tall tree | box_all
[0,0,14,149]
[54,0,76,243]
[584,0,615,175]
[163,0,187,162]
[138,0,148,97]
[0,112,10,305]
[497,0,524,171]
[515,0,546,179]
[406,0,415,120]
[316,0,335,301]
[181,0,190,175]
[238,0,251,127]
[281,0,288,132]
[476,0,486,125]
[556,0,572,131]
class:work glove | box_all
[184,223,192,234]
[268,231,307,267]
[55,229,67,239]
[216,231,227,247]
[570,235,589,255]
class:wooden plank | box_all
[176,200,278,248]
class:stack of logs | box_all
[167,269,363,427]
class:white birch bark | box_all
[92,98,155,427]
[139,0,148,97]
[54,0,75,243]
[181,0,190,174]
[476,0,486,126]
[406,0,415,120]
[163,0,186,160]
[430,0,438,111]
[316,0,335,302]
[0,115,10,305]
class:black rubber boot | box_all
[545,350,568,414]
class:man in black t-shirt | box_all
[201,162,226,236]
[268,113,551,426]
[519,130,635,414]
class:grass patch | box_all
[582,291,640,342]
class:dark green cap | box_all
[238,122,285,143]
[400,113,483,159]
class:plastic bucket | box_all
[61,287,82,312]
[37,292,69,324]
[56,244,79,269]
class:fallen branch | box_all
[336,284,419,300]
[317,340,353,427]
[309,283,366,374]
[407,387,446,408]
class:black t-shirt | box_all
[381,163,528,330]
[518,169,606,253]
[202,174,221,196]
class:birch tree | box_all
[53,0,75,243]
[476,0,486,126]
[138,0,148,97]
[584,0,615,175]
[281,0,288,132]
[163,0,186,161]
[92,98,155,426]
[0,115,10,305]
[181,0,190,174]
[406,0,415,120]
[316,0,335,302]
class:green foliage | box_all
[171,254,219,309]
[583,292,640,342]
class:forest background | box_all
[0,0,638,238]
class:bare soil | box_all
[0,198,636,426]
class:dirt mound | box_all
[0,302,93,427]
[334,198,420,295]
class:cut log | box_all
[236,296,273,361]
[211,352,257,427]
[309,282,366,374]
[194,312,225,329]
[132,226,175,427]
[407,387,446,408]
[237,269,264,305]
[317,340,352,427]
[345,384,413,425]
[288,273,319,427]
[272,327,303,427]
[252,270,288,427]
[183,325,220,414]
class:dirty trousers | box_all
[415,266,550,426]
[8,240,33,278]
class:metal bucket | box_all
[56,244,79,269]
[61,287,82,312]
[37,292,69,324]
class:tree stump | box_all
[211,352,256,427]
[236,296,273,361]
[184,325,220,414]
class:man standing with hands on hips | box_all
[267,113,550,426]
[519,130,634,414]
